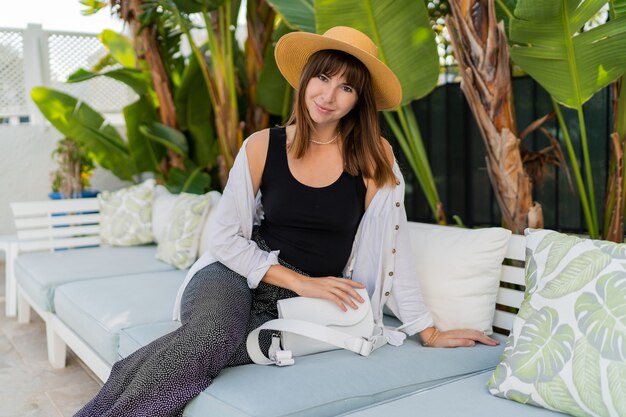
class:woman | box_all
[75,26,497,417]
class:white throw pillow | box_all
[156,193,211,269]
[152,185,178,243]
[409,223,512,334]
[98,179,156,246]
[198,191,222,256]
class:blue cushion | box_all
[54,270,185,365]
[118,320,181,359]
[182,334,508,417]
[14,246,174,312]
[342,370,565,417]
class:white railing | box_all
[0,23,136,124]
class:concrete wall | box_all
[0,125,130,236]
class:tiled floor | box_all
[0,262,100,417]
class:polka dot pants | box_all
[74,232,300,417]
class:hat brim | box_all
[274,32,402,110]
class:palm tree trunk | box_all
[244,0,275,134]
[121,0,183,171]
[446,0,542,233]
[603,78,625,242]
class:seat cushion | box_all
[182,334,508,417]
[118,320,181,359]
[342,370,565,417]
[15,245,174,312]
[54,270,186,365]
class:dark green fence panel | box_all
[394,76,614,234]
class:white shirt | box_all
[172,139,434,344]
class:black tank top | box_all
[258,127,366,277]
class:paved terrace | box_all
[0,261,100,417]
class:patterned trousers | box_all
[74,232,300,417]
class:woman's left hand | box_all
[420,327,500,348]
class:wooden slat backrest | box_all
[407,222,525,334]
[10,198,101,252]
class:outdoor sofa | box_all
[6,194,579,417]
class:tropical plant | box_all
[50,137,95,198]
[445,0,547,233]
[112,0,289,186]
[34,0,294,193]
[506,0,626,240]
[31,29,214,194]
[602,3,626,242]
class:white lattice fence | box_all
[0,29,27,118]
[47,31,136,113]
[0,25,136,122]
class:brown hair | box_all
[285,50,396,187]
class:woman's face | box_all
[304,72,358,127]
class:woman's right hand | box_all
[262,264,366,311]
[293,276,366,312]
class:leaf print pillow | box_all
[99,179,156,246]
[156,193,211,269]
[488,229,626,417]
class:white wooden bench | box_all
[9,198,101,368]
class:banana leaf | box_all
[315,0,439,104]
[256,23,292,116]
[166,166,211,194]
[31,87,138,181]
[173,0,225,13]
[613,0,626,16]
[141,121,190,156]
[510,0,626,109]
[124,96,165,175]
[495,0,517,33]
[67,68,151,96]
[175,51,218,168]
[266,0,315,33]
[99,30,137,69]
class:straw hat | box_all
[274,26,402,110]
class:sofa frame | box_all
[9,197,526,384]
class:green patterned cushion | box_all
[488,229,626,417]
[156,193,211,269]
[99,179,155,246]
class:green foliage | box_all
[79,0,107,16]
[123,96,164,175]
[256,23,293,118]
[99,30,138,68]
[510,0,626,109]
[32,87,138,181]
[50,137,95,195]
[33,27,230,194]
[508,0,626,239]
[266,0,316,32]
[316,0,439,104]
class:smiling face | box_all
[304,72,358,128]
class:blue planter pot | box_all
[48,190,100,200]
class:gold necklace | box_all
[309,132,339,145]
